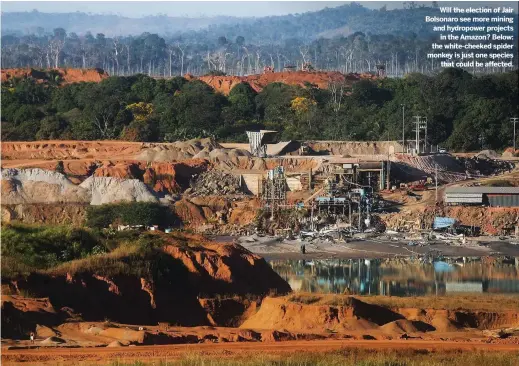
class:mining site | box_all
[2,133,519,364]
[1,11,518,360]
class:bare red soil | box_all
[197,70,378,95]
[1,233,290,334]
[1,68,109,85]
[3,340,519,365]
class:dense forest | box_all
[0,4,446,39]
[2,68,518,151]
[2,4,517,76]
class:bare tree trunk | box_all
[299,46,309,69]
[168,49,173,77]
[176,43,185,76]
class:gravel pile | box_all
[1,168,90,204]
[189,170,243,196]
[79,176,158,205]
[136,138,221,161]
[1,168,76,190]
[476,149,499,159]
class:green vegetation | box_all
[86,202,176,229]
[0,222,175,279]
[1,223,101,276]
[106,350,519,366]
[1,69,517,151]
[48,233,174,279]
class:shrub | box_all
[86,202,175,229]
[0,223,99,275]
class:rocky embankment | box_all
[1,234,291,338]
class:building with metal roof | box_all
[444,187,519,207]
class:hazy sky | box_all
[2,1,517,18]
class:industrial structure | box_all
[444,187,519,207]
[322,158,388,191]
[246,130,277,157]
[261,166,287,218]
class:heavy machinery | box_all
[408,180,427,191]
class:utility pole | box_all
[387,129,391,190]
[435,164,438,203]
[413,116,427,155]
[358,197,362,232]
[423,117,428,154]
[512,117,519,151]
[413,116,421,154]
[401,104,405,153]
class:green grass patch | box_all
[1,223,101,277]
[0,222,178,280]
[105,349,519,366]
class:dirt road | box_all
[2,340,518,365]
[3,339,518,365]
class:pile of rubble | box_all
[464,156,515,176]
[188,170,244,197]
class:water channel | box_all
[269,257,519,296]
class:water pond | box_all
[269,257,519,296]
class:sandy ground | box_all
[235,235,519,260]
[2,339,518,365]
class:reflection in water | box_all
[269,257,519,296]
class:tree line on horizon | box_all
[2,67,517,152]
[2,2,517,78]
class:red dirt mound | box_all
[1,68,109,85]
[91,160,209,195]
[430,315,461,332]
[1,295,64,338]
[198,71,377,95]
[161,236,291,296]
[198,297,259,327]
[93,162,143,179]
[380,319,419,334]
[3,234,290,329]
[1,141,144,162]
[240,296,402,332]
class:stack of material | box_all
[1,168,89,204]
[189,170,244,196]
[79,176,158,205]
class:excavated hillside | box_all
[1,68,377,95]
[381,200,519,235]
[242,295,519,333]
[196,70,377,95]
[1,140,145,161]
[1,233,291,336]
[1,68,109,85]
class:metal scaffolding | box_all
[261,166,287,219]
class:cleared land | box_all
[3,341,519,365]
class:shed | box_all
[444,187,519,207]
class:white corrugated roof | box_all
[445,187,519,194]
